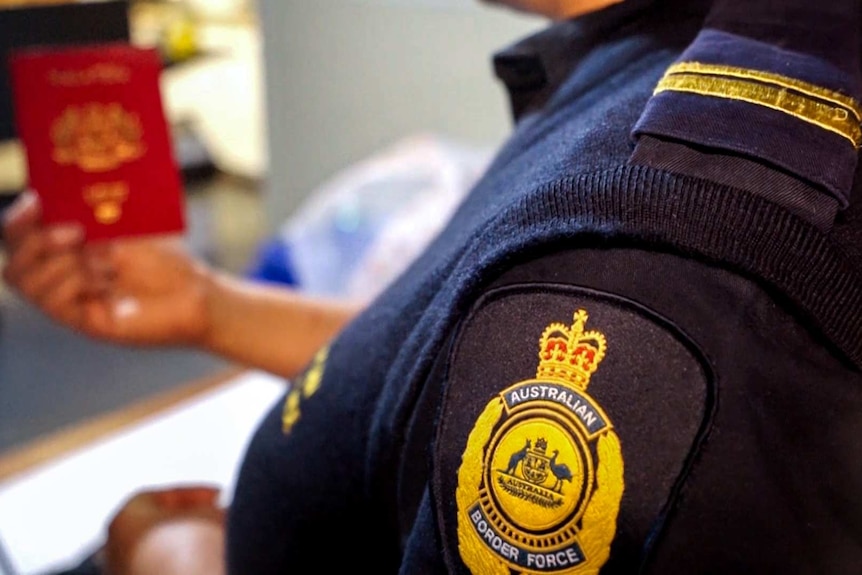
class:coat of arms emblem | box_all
[456,309,624,575]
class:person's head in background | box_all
[482,0,624,19]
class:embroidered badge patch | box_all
[282,345,329,434]
[456,310,624,574]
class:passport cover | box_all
[9,43,185,241]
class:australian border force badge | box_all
[456,310,624,574]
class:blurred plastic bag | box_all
[246,134,493,302]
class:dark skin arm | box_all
[1,192,363,379]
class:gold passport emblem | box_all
[83,181,129,225]
[456,310,624,575]
[51,103,146,172]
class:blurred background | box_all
[0,1,541,571]
[0,0,542,452]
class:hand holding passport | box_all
[9,43,185,241]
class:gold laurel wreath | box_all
[457,396,509,575]
[574,431,624,575]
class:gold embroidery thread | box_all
[655,61,862,147]
[456,310,624,575]
[282,346,329,434]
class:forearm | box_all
[201,272,363,379]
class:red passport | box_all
[9,44,185,241]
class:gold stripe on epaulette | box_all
[666,62,862,120]
[655,61,862,148]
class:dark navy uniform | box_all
[227,0,862,573]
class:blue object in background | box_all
[244,135,493,300]
[245,237,298,287]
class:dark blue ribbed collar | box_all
[492,0,711,121]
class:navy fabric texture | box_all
[629,135,840,229]
[226,331,401,572]
[703,0,862,81]
[397,489,447,575]
[226,1,862,573]
[632,29,862,207]
[491,0,708,123]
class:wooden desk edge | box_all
[0,366,248,483]
[0,0,77,8]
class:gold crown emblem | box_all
[537,309,606,390]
